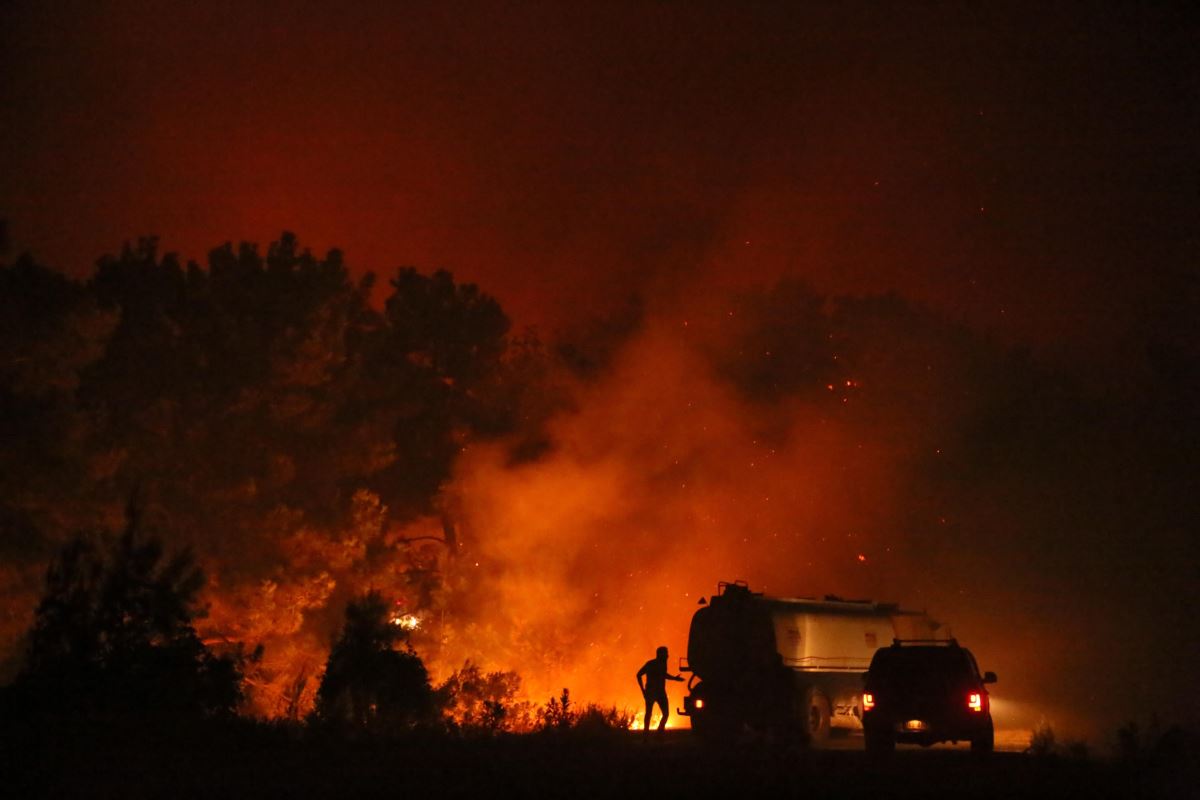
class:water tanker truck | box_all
[679,581,949,743]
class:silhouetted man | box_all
[637,645,683,733]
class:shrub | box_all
[539,688,575,731]
[12,503,243,721]
[437,660,535,735]
[573,703,634,734]
[313,591,435,733]
[1063,739,1090,759]
[1029,719,1056,757]
[536,688,634,736]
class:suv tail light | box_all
[968,692,983,712]
[862,693,875,712]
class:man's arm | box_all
[667,673,684,682]
[636,663,647,692]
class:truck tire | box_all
[701,710,740,744]
[690,699,738,744]
[804,688,831,746]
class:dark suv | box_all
[861,640,996,754]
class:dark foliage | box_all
[436,660,532,735]
[539,687,576,731]
[0,234,555,695]
[314,591,434,733]
[10,501,242,720]
[0,233,525,550]
[77,233,514,522]
[536,687,633,736]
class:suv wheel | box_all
[865,727,894,755]
[971,723,994,755]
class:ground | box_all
[5,726,1192,799]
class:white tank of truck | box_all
[681,581,950,743]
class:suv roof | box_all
[869,640,982,679]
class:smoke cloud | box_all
[424,281,1198,739]
[1,238,1195,742]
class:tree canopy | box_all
[0,233,553,710]
[12,500,241,720]
[314,591,434,732]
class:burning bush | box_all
[436,660,535,735]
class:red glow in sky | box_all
[2,2,1194,369]
[1,1,1198,739]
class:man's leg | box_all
[644,695,653,734]
[655,695,669,730]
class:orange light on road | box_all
[968,692,983,712]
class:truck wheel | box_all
[971,723,994,755]
[705,712,740,744]
[692,707,738,744]
[804,688,831,746]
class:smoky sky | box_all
[1,0,1198,737]
[439,281,1196,736]
[2,1,1196,368]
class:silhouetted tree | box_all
[72,233,523,529]
[538,687,576,730]
[359,267,511,508]
[0,232,562,713]
[0,253,113,529]
[12,499,242,720]
[314,591,434,733]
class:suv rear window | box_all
[870,647,980,687]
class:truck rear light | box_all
[862,693,875,711]
[968,692,983,712]
[694,698,704,709]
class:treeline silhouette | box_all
[1,496,629,738]
[0,229,1095,719]
[0,232,569,712]
[1,231,534,527]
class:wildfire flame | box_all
[185,317,920,721]
[0,279,1065,733]
[390,613,421,631]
